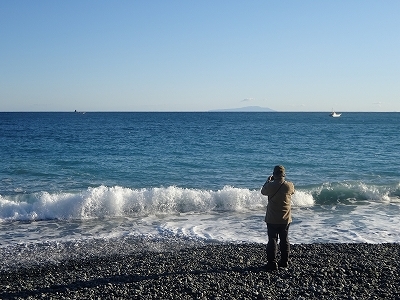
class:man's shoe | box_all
[278,260,288,268]
[266,262,278,271]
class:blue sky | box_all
[1,1,399,112]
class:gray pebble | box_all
[0,243,399,299]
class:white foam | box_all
[1,185,399,248]
[291,190,314,207]
[0,185,317,223]
[1,202,400,248]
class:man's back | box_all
[262,179,294,224]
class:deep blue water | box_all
[1,112,399,195]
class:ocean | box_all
[1,112,399,268]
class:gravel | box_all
[1,243,399,299]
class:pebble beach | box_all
[1,243,399,299]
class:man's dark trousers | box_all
[266,223,290,263]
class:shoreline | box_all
[1,243,399,299]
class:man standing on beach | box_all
[261,165,295,271]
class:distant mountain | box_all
[209,106,276,112]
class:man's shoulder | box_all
[283,180,295,190]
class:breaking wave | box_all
[0,181,398,222]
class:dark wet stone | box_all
[0,243,399,299]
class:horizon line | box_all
[1,110,399,113]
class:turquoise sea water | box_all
[0,112,399,268]
[2,112,399,191]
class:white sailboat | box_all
[330,110,341,117]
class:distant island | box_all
[209,106,276,112]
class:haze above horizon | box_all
[1,1,399,112]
